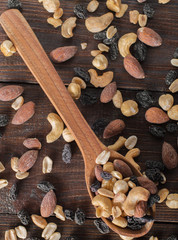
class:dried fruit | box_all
[61,17,77,39]
[162,142,178,169]
[121,100,139,117]
[149,125,166,138]
[145,160,164,171]
[40,190,57,217]
[31,214,48,229]
[74,208,85,225]
[91,118,109,136]
[100,82,117,103]
[147,194,160,208]
[136,90,154,108]
[93,219,110,234]
[145,168,163,182]
[145,107,169,124]
[109,42,118,60]
[131,41,147,62]
[168,105,178,121]
[103,119,125,139]
[143,3,155,18]
[62,143,72,164]
[23,138,41,150]
[90,180,101,192]
[100,171,112,180]
[8,0,22,10]
[74,4,87,19]
[80,91,97,106]
[50,46,78,63]
[74,67,90,82]
[64,209,75,221]
[17,209,30,225]
[137,27,162,47]
[167,236,177,240]
[173,48,178,58]
[18,150,38,172]
[114,159,133,177]
[94,30,107,41]
[0,114,9,127]
[0,85,24,101]
[9,182,19,201]
[37,181,55,193]
[166,122,177,133]
[165,70,177,86]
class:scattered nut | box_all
[106,26,117,39]
[47,17,62,28]
[112,90,123,108]
[121,100,139,117]
[40,190,57,218]
[72,77,86,89]
[31,214,48,229]
[5,229,17,240]
[169,79,178,93]
[18,150,38,172]
[11,96,24,110]
[166,199,178,209]
[100,82,117,103]
[125,136,138,150]
[128,181,136,189]
[11,157,19,172]
[61,17,77,38]
[171,59,178,67]
[0,161,5,173]
[115,4,128,18]
[167,105,178,121]
[0,40,16,57]
[167,193,178,201]
[23,138,42,150]
[138,14,147,27]
[50,46,78,63]
[118,33,137,58]
[158,0,171,4]
[0,85,24,102]
[81,42,87,50]
[15,226,27,239]
[96,150,110,165]
[42,156,53,174]
[15,171,29,180]
[91,50,102,57]
[145,107,169,124]
[49,232,61,240]
[68,83,81,99]
[137,27,162,47]
[125,148,141,171]
[158,94,174,111]
[103,119,125,139]
[0,179,8,189]
[98,43,109,52]
[92,54,108,70]
[158,188,169,203]
[129,10,139,24]
[106,0,121,13]
[89,69,113,88]
[43,0,60,13]
[87,0,99,12]
[62,128,75,142]
[42,222,57,239]
[54,205,65,221]
[108,136,126,151]
[53,8,63,19]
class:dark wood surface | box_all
[0,0,177,239]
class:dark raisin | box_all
[74,4,87,19]
[145,168,163,182]
[143,3,155,18]
[127,216,143,230]
[66,237,79,240]
[103,32,119,45]
[94,30,107,41]
[90,180,101,192]
[0,114,9,127]
[135,215,154,224]
[149,125,166,138]
[145,160,164,171]
[167,235,178,240]
[109,42,118,61]
[136,91,154,108]
[80,92,98,106]
[165,70,177,86]
[173,48,178,59]
[62,143,72,164]
[94,219,110,234]
[131,41,147,62]
[17,209,30,225]
[8,0,22,10]
[9,183,19,201]
[166,123,178,133]
[74,67,90,83]
[64,209,75,221]
[100,171,112,180]
[37,181,55,193]
[147,194,160,208]
[130,176,139,186]
[74,208,85,225]
[91,119,109,136]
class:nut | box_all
[137,176,157,194]
[115,4,128,18]
[15,171,29,180]
[88,69,113,88]
[125,136,138,150]
[121,100,139,117]
[49,232,61,240]
[103,119,125,139]
[114,159,133,177]
[0,161,5,172]
[95,207,102,218]
[47,17,62,28]
[112,205,122,218]
[92,54,108,70]
[106,0,121,12]
[134,201,147,218]
[169,79,178,93]
[62,128,75,142]
[5,229,17,240]
[81,42,87,50]
[138,14,147,27]
[129,10,139,24]
[171,59,178,67]
[54,205,65,221]
[43,0,60,13]
[113,180,129,194]
[125,148,141,171]
[98,188,114,198]
[137,27,162,47]
[158,188,169,203]
[23,138,42,150]
[145,107,169,124]
[61,17,77,38]
[158,94,174,111]
[118,33,137,58]
[15,226,27,239]
[98,43,109,52]
[162,142,178,169]
[1,40,16,57]
[95,150,110,165]
[149,237,158,240]
[68,83,81,99]
[11,157,19,172]
[42,156,53,174]
[40,190,57,218]
[91,50,102,57]
[0,85,24,101]
[108,136,126,151]
[159,0,171,4]
[11,96,24,110]
[128,181,136,189]
[31,214,48,229]
[100,82,117,103]
[46,113,64,143]
[50,46,78,63]
[53,8,63,19]
[106,26,117,39]
[42,223,57,239]
[167,193,178,201]
[103,162,114,172]
[0,179,8,189]
[85,12,114,33]
[95,165,103,181]
[111,171,123,180]
[167,105,178,120]
[87,0,99,12]
[72,77,86,89]
[123,54,145,79]
[113,192,127,206]
[112,90,123,108]
[160,172,166,184]
[112,216,127,228]
[102,177,116,191]
[18,150,38,172]
[119,235,133,240]
[166,200,178,209]
[92,195,112,217]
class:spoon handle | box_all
[0,9,103,161]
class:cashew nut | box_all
[85,12,114,33]
[88,69,114,88]
[108,136,126,151]
[118,33,137,57]
[46,113,64,143]
[122,187,150,216]
[92,195,112,216]
[61,17,77,38]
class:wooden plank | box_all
[0,0,177,91]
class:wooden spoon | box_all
[0,9,155,238]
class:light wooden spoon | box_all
[0,9,155,238]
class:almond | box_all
[113,159,133,177]
[137,176,157,194]
[50,46,78,63]
[162,142,178,169]
[123,54,145,79]
[134,201,147,218]
[40,190,57,218]
[18,150,38,172]
[137,27,162,47]
[12,101,35,125]
[145,107,169,124]
[103,119,125,139]
[0,85,24,101]
[100,82,117,103]
[23,138,42,150]
[95,165,103,182]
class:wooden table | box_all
[0,0,177,239]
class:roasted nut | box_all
[160,172,166,184]
[115,4,128,18]
[145,107,169,124]
[171,59,178,67]
[42,156,53,174]
[111,171,123,180]
[112,90,123,108]
[113,192,127,206]
[149,237,158,240]
[125,136,138,150]
[103,162,114,172]
[112,216,127,228]
[15,226,27,239]
[137,27,162,47]
[119,234,133,240]
[96,150,110,165]
[41,190,57,218]
[98,43,109,52]
[5,229,17,240]
[134,200,147,218]
[112,205,122,218]
[54,205,65,221]
[18,151,38,173]
[118,33,137,57]
[96,207,102,218]
[106,0,121,12]
[49,232,61,240]
[125,148,141,171]
[167,105,178,120]
[92,195,112,216]
[61,17,77,38]
[158,188,169,203]
[113,180,129,194]
[91,50,102,57]
[31,214,48,229]
[106,26,117,39]
[81,42,87,50]
[0,179,8,189]
[138,14,147,27]
[43,0,60,13]
[128,181,136,189]
[46,113,64,143]
[42,223,57,239]
[72,77,86,89]
[1,40,16,57]
[158,94,174,111]
[108,136,126,151]
[92,54,108,70]
[11,157,19,172]
[166,199,178,209]
[159,0,171,3]
[68,83,81,99]
[47,17,62,28]
[53,8,63,19]
[103,119,125,139]
[11,96,24,110]
[15,171,29,180]
[62,128,75,142]
[50,46,78,63]
[137,176,157,194]
[98,188,114,198]
[121,100,139,117]
[23,138,42,150]
[85,12,114,33]
[102,177,116,191]
[129,10,139,24]
[0,161,5,173]
[167,193,178,201]
[100,82,117,103]
[95,165,103,181]
[169,79,178,93]
[89,69,113,88]
[87,0,99,12]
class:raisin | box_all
[17,209,30,225]
[100,171,112,180]
[74,4,87,19]
[64,209,75,221]
[130,176,139,186]
[149,125,166,138]
[62,143,72,164]
[94,30,107,41]
[103,32,119,45]
[167,236,178,240]
[0,114,9,127]
[135,215,154,224]
[145,168,163,182]
[145,160,164,171]
[90,180,101,192]
[66,237,79,240]
[94,219,110,234]
[127,216,143,230]
[9,183,19,201]
[143,3,155,18]
[173,48,178,59]
[166,123,177,133]
[80,92,98,106]
[131,41,147,62]
[147,194,160,208]
[136,91,154,108]
[8,0,22,10]
[165,70,177,86]
[109,42,118,61]
[91,119,109,136]
[37,181,55,193]
[74,208,85,225]
[74,67,90,83]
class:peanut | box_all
[121,100,139,117]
